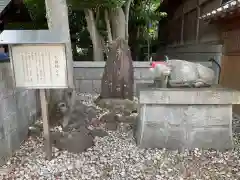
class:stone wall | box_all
[0,62,40,165]
[136,87,238,150]
[73,62,154,94]
[73,61,214,94]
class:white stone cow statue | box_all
[149,59,215,88]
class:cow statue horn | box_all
[164,55,169,62]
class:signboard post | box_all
[0,30,72,160]
[40,89,52,160]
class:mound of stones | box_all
[28,98,138,153]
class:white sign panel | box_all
[11,44,67,88]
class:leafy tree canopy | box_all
[67,0,126,9]
[22,0,167,59]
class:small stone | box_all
[90,118,102,127]
[100,112,118,123]
[52,131,94,153]
[86,106,98,121]
[96,98,137,114]
[62,102,98,130]
[0,166,13,176]
[105,122,118,131]
[28,126,42,138]
[90,129,108,138]
[67,165,74,170]
[117,115,137,124]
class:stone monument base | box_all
[135,85,240,150]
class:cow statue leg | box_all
[154,75,168,88]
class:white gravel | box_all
[1,93,240,180]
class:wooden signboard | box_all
[11,44,67,88]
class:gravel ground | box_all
[1,93,240,180]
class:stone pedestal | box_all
[135,86,240,150]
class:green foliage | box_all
[128,0,166,41]
[67,0,126,9]
[68,9,86,33]
[24,0,46,22]
[22,0,167,59]
[130,0,166,25]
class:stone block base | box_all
[136,86,240,150]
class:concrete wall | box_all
[0,62,39,165]
[73,62,154,94]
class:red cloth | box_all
[150,61,167,68]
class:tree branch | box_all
[84,9,96,45]
[124,0,133,42]
[96,7,100,22]
[110,8,126,40]
[104,9,113,43]
[84,9,104,61]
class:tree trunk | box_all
[100,38,134,100]
[45,0,76,125]
[84,9,104,61]
[110,8,126,40]
[100,4,135,100]
[104,9,112,43]
[124,0,132,42]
